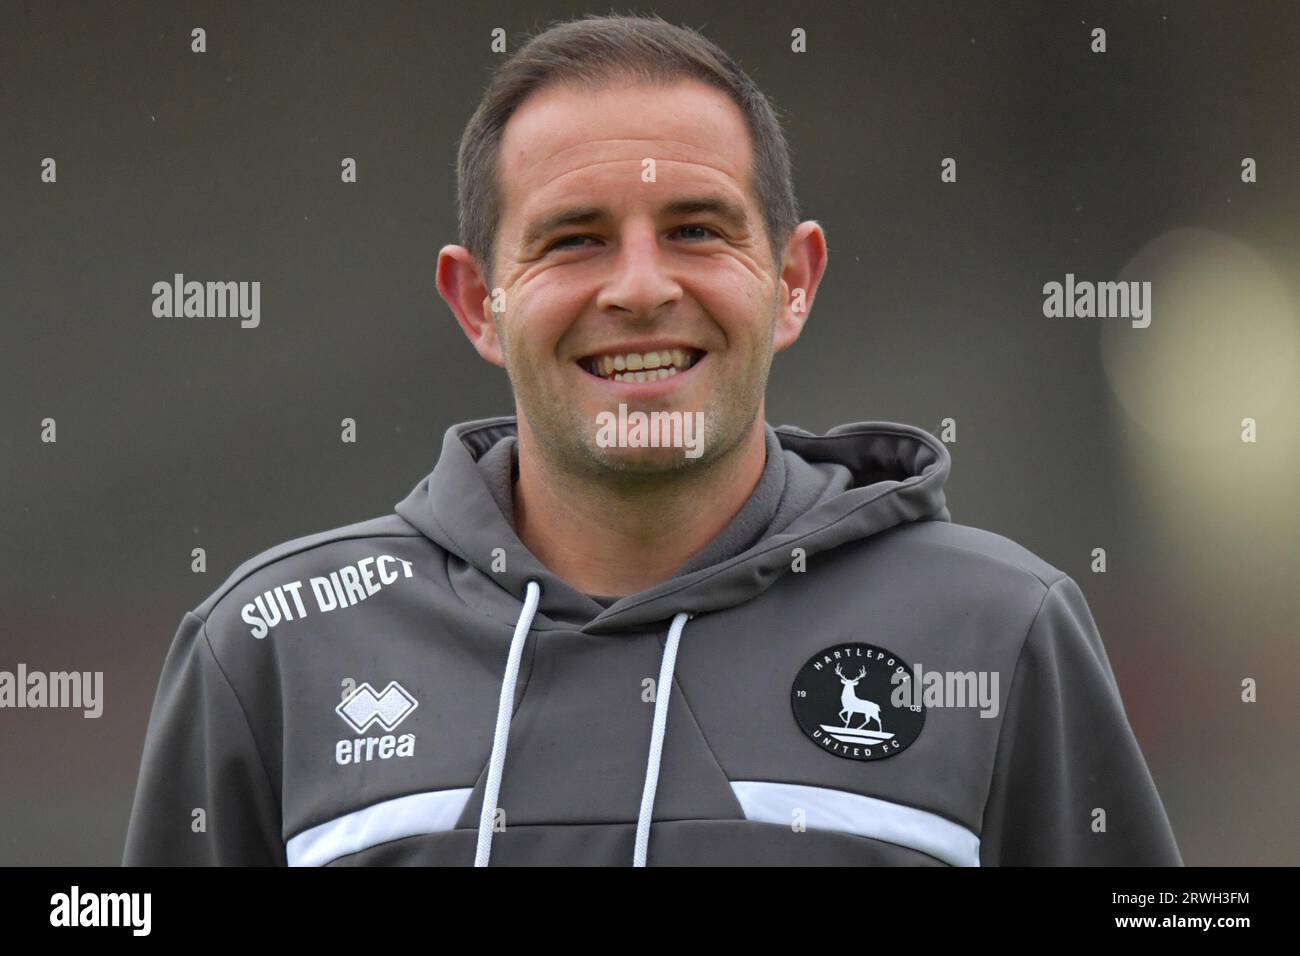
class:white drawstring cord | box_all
[633,610,692,867]
[475,582,691,868]
[474,578,542,867]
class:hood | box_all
[394,415,951,634]
[393,414,950,866]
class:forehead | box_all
[496,78,756,230]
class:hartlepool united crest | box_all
[791,643,925,761]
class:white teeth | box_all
[588,349,702,382]
[610,367,680,382]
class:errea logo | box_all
[335,680,417,766]
[337,681,417,733]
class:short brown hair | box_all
[455,13,801,290]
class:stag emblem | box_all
[835,664,883,732]
[791,642,919,761]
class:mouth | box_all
[577,347,707,383]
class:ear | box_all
[772,221,829,354]
[436,244,505,367]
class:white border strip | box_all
[731,780,980,866]
[287,788,473,867]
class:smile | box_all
[578,348,706,383]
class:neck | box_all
[511,414,768,597]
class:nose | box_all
[594,218,683,319]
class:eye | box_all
[675,224,722,241]
[547,234,598,252]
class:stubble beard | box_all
[500,313,776,491]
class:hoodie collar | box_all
[474,422,792,581]
[394,416,951,634]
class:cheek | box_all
[510,273,592,354]
[687,264,775,346]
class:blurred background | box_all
[1,0,1297,865]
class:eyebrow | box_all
[520,194,752,250]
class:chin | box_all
[590,444,700,474]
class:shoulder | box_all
[835,519,1076,640]
[883,520,1070,592]
[878,520,1109,662]
[191,511,426,649]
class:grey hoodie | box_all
[123,416,1182,866]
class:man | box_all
[124,14,1182,866]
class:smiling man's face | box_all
[463,78,810,478]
